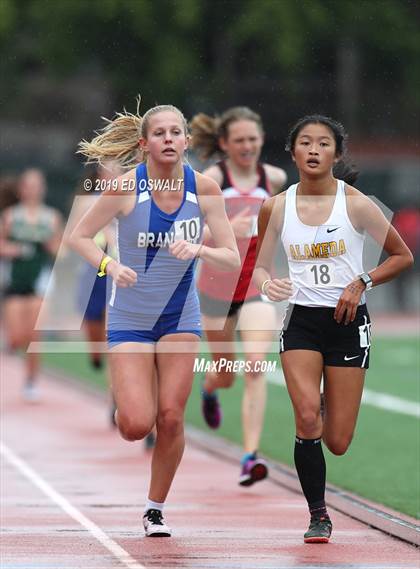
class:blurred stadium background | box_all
[1,0,419,517]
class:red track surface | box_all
[1,354,419,569]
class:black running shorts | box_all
[279,303,371,368]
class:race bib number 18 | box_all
[302,262,335,287]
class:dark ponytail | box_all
[333,160,359,185]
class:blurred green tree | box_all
[0,0,419,134]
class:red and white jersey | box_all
[198,161,271,302]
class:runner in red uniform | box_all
[191,107,287,485]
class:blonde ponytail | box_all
[77,98,143,170]
[190,113,220,160]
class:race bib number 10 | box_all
[174,217,201,243]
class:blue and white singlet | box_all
[107,163,204,344]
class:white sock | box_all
[145,499,164,513]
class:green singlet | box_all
[5,204,56,296]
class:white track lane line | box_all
[1,441,146,569]
[266,372,420,419]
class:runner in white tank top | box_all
[253,115,413,543]
[282,178,365,307]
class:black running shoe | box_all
[304,516,332,543]
[143,509,171,537]
[201,390,222,429]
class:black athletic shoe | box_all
[201,390,222,429]
[304,516,332,543]
[143,509,171,537]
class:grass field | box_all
[44,335,419,518]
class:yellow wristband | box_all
[98,255,112,277]
[261,279,271,295]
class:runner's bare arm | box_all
[195,172,240,270]
[335,187,414,324]
[198,165,224,241]
[346,187,414,285]
[68,171,137,285]
[0,209,24,258]
[254,195,292,301]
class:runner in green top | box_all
[0,169,62,401]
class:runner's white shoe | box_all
[143,509,171,537]
[22,383,40,403]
